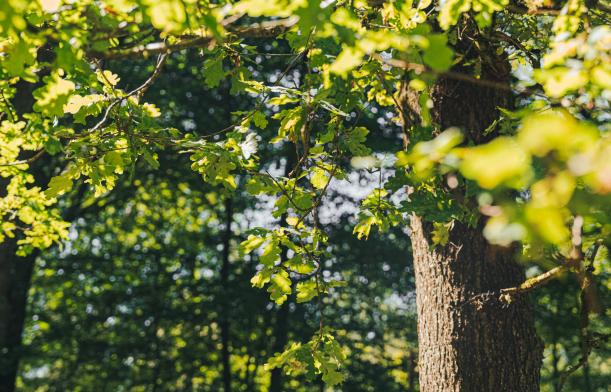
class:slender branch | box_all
[84,53,168,136]
[195,32,311,141]
[131,53,168,99]
[498,261,576,299]
[372,53,544,97]
[492,31,540,67]
[471,216,605,308]
[0,149,45,167]
[505,5,561,15]
[557,332,609,390]
[93,17,298,60]
[498,217,584,302]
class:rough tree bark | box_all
[400,45,543,391]
[409,217,542,391]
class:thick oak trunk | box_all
[401,52,543,390]
[409,217,542,391]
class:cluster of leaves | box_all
[266,331,346,386]
[398,109,610,248]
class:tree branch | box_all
[93,17,298,60]
[505,5,561,15]
[497,217,604,311]
[85,53,168,135]
[498,261,576,300]
[371,53,543,97]
[0,149,45,167]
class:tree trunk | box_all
[409,217,542,391]
[400,49,543,390]
[269,291,289,392]
[0,239,37,392]
[220,197,233,392]
[269,151,295,392]
[0,65,50,392]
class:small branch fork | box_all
[557,331,609,390]
[88,53,168,135]
[0,54,168,168]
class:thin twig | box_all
[0,149,45,167]
[82,53,168,136]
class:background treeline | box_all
[16,48,609,392]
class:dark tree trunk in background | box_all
[0,239,37,392]
[220,197,233,392]
[0,78,44,392]
[269,302,289,392]
[407,350,417,392]
[269,151,295,392]
[400,49,543,391]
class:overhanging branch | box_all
[93,17,298,60]
[372,53,543,97]
[497,218,604,311]
[467,217,605,310]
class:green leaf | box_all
[252,110,268,129]
[260,240,281,266]
[310,167,329,190]
[343,126,371,156]
[438,0,508,30]
[423,35,453,71]
[104,151,124,174]
[438,0,471,30]
[233,0,303,17]
[96,70,120,87]
[33,73,76,118]
[268,95,299,106]
[330,46,364,76]
[525,205,570,244]
[251,267,273,288]
[143,0,186,32]
[293,192,313,210]
[204,56,225,88]
[241,234,266,254]
[458,137,532,189]
[296,280,318,303]
[6,39,35,77]
[45,174,73,198]
[321,366,345,386]
[353,216,376,240]
[431,221,452,246]
[268,270,292,305]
